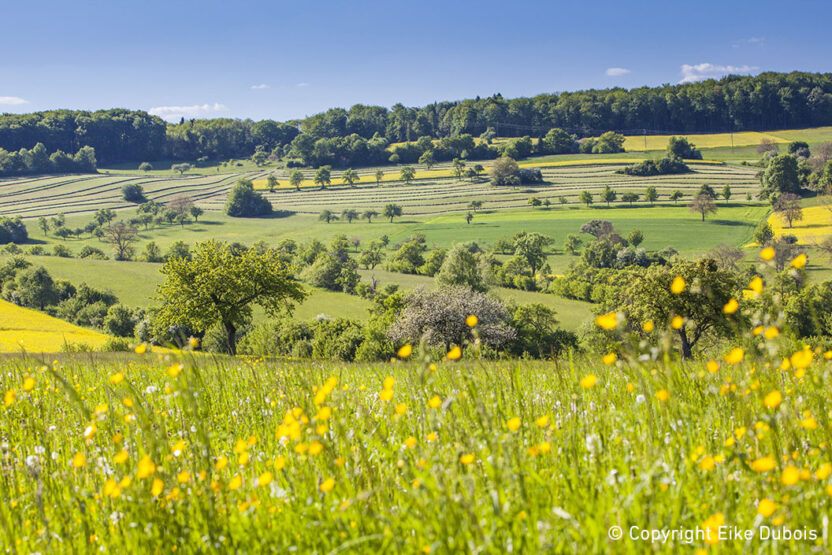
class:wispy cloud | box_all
[148,102,228,122]
[605,67,630,77]
[732,37,765,49]
[251,84,269,90]
[296,82,309,88]
[0,96,28,106]
[679,63,758,84]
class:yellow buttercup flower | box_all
[72,452,86,468]
[134,344,147,354]
[815,463,832,480]
[404,436,417,449]
[790,349,814,370]
[465,315,478,327]
[706,360,719,374]
[781,465,800,486]
[655,389,670,402]
[397,344,412,359]
[507,417,521,431]
[228,475,242,491]
[723,348,744,365]
[763,390,782,409]
[109,372,124,384]
[137,455,156,478]
[670,276,686,294]
[113,450,129,464]
[395,403,407,415]
[671,316,684,329]
[428,396,442,409]
[379,389,394,402]
[763,327,779,339]
[602,352,617,365]
[258,472,273,487]
[215,456,228,470]
[757,498,776,517]
[790,253,807,269]
[459,454,474,465]
[642,320,654,333]
[749,276,764,295]
[320,478,335,492]
[535,415,549,428]
[723,298,738,314]
[151,478,164,497]
[447,346,462,360]
[579,374,597,388]
[760,247,775,261]
[751,456,776,473]
[594,311,618,330]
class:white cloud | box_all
[147,102,228,122]
[0,96,28,106]
[732,37,765,49]
[679,63,758,84]
[251,84,269,90]
[296,82,309,88]
[605,67,630,77]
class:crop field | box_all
[769,203,832,245]
[0,160,757,219]
[0,298,112,352]
[2,323,832,551]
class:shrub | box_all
[79,246,107,259]
[0,217,27,244]
[122,184,146,203]
[225,179,272,217]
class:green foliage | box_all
[122,184,145,203]
[225,179,272,217]
[155,240,306,354]
[0,217,27,244]
[763,154,802,197]
[436,244,487,292]
[666,136,701,159]
[490,156,520,186]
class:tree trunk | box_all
[678,329,692,359]
[224,321,237,356]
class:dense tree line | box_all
[1,72,831,168]
[0,143,97,177]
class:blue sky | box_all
[1,0,830,122]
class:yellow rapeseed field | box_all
[0,299,111,352]
[769,204,832,244]
[622,131,789,151]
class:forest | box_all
[0,71,831,165]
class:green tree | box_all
[103,304,135,337]
[290,170,304,191]
[362,209,378,223]
[400,166,416,184]
[38,216,49,235]
[141,241,163,262]
[645,186,658,205]
[580,191,593,207]
[319,210,337,224]
[418,150,435,169]
[384,204,403,223]
[359,243,385,270]
[252,151,268,166]
[621,192,639,206]
[762,154,801,197]
[513,232,553,276]
[722,185,732,201]
[16,266,59,309]
[753,221,774,245]
[627,229,644,247]
[564,234,582,255]
[341,208,359,223]
[616,259,740,358]
[542,128,576,154]
[341,168,360,187]
[468,200,483,211]
[511,304,575,358]
[466,212,473,224]
[138,162,153,172]
[602,185,617,206]
[156,240,305,355]
[528,197,542,207]
[171,163,191,175]
[452,158,466,180]
[266,174,278,192]
[225,179,272,217]
[490,156,520,186]
[314,166,332,189]
[670,190,684,204]
[189,206,204,222]
[436,244,488,292]
[374,169,384,185]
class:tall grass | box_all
[2,336,831,552]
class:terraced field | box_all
[0,160,759,219]
[0,171,269,218]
